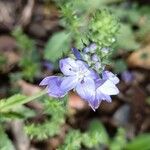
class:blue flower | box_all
[102,71,119,85]
[86,71,119,111]
[71,48,83,60]
[40,48,120,111]
[40,58,98,103]
[39,76,67,98]
[59,58,98,101]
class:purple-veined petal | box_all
[71,48,83,60]
[76,60,89,71]
[60,76,78,93]
[75,77,95,102]
[97,80,119,95]
[76,60,99,80]
[39,76,55,86]
[88,69,99,80]
[59,58,77,76]
[46,76,67,98]
[88,98,101,111]
[102,71,119,84]
[96,90,112,102]
[101,94,112,102]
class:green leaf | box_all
[125,134,150,150]
[0,106,36,121]
[0,91,46,112]
[0,94,26,112]
[58,130,82,150]
[114,59,127,73]
[25,96,67,140]
[116,24,140,50]
[110,128,126,150]
[0,126,15,150]
[82,120,109,148]
[44,31,71,62]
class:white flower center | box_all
[76,69,89,81]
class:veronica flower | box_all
[40,48,120,111]
[87,71,119,111]
[59,58,98,101]
[40,57,98,102]
[102,70,119,84]
[39,76,66,98]
[71,48,83,60]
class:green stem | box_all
[0,90,47,112]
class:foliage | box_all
[25,96,67,140]
[12,27,40,81]
[44,31,71,62]
[0,92,47,122]
[1,0,150,149]
[58,120,109,150]
[44,0,120,63]
[114,59,127,73]
[88,10,119,48]
[0,126,15,150]
[110,128,127,150]
[116,24,140,50]
[82,120,109,148]
[125,134,150,150]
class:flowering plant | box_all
[40,4,120,110]
[40,44,119,110]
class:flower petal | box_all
[75,77,95,101]
[60,76,78,92]
[88,98,101,111]
[96,91,112,102]
[39,76,55,86]
[97,80,119,95]
[46,76,67,98]
[76,60,89,72]
[71,48,83,60]
[59,58,77,76]
[102,71,119,84]
[88,69,99,80]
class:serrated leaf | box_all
[89,120,109,144]
[82,120,109,149]
[0,94,26,112]
[0,106,36,121]
[58,130,82,150]
[0,91,46,113]
[25,96,67,140]
[44,31,71,62]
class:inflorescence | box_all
[40,44,119,111]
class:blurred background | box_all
[0,0,150,150]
